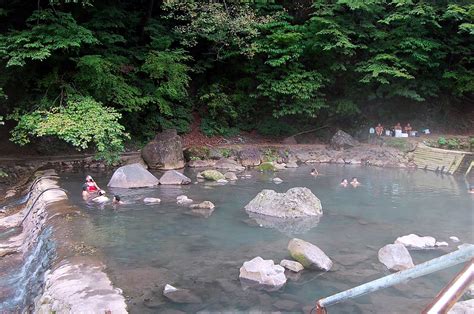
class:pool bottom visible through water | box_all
[61,165,474,313]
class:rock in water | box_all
[142,129,185,170]
[215,158,245,172]
[238,148,262,167]
[200,170,225,181]
[273,177,283,184]
[224,172,238,181]
[395,234,436,249]
[244,187,322,218]
[189,201,216,218]
[163,285,202,304]
[378,243,415,271]
[280,260,304,273]
[285,161,298,168]
[239,257,287,291]
[449,300,474,314]
[287,238,332,271]
[330,130,358,150]
[107,163,159,188]
[159,170,191,185]
[177,195,193,205]
[144,197,161,204]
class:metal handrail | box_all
[316,245,474,313]
[422,258,474,313]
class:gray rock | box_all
[159,170,191,185]
[144,197,161,204]
[244,187,323,218]
[187,160,216,168]
[107,163,159,188]
[280,259,304,273]
[285,161,298,168]
[215,158,245,172]
[238,148,262,167]
[190,201,215,210]
[395,234,436,249]
[200,170,225,181]
[224,172,238,181]
[287,238,333,271]
[273,177,283,184]
[248,212,321,235]
[378,243,415,271]
[163,285,202,304]
[142,129,185,169]
[177,195,193,205]
[330,130,358,150]
[217,179,228,184]
[239,257,287,291]
[448,299,474,314]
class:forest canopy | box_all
[0,0,472,162]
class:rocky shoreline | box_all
[0,171,127,313]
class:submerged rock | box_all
[142,129,185,170]
[280,259,304,273]
[177,195,193,206]
[378,243,414,271]
[200,170,225,181]
[163,284,202,304]
[190,201,215,210]
[239,256,287,291]
[217,179,228,184]
[450,236,460,243]
[159,171,191,185]
[247,212,321,235]
[287,238,332,271]
[244,187,322,218]
[107,163,159,188]
[144,197,161,204]
[395,234,436,249]
[273,177,283,184]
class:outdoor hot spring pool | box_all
[61,165,473,313]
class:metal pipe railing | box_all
[422,258,474,313]
[316,245,474,313]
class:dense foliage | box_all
[0,0,472,161]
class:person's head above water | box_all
[341,179,348,184]
[113,195,121,202]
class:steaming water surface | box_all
[61,165,473,313]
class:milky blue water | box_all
[61,165,474,313]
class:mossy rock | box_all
[200,170,225,181]
[184,146,211,161]
[290,252,311,268]
[257,162,277,172]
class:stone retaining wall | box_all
[0,170,127,313]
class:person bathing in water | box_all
[112,195,124,205]
[351,177,361,187]
[340,179,348,187]
[82,175,109,203]
[311,168,319,176]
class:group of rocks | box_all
[239,238,333,291]
[378,233,462,271]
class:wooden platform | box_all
[413,144,473,175]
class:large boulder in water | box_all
[287,238,333,271]
[378,243,414,271]
[239,257,287,291]
[107,163,159,188]
[159,170,191,185]
[244,187,322,218]
[330,130,358,150]
[141,129,185,169]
